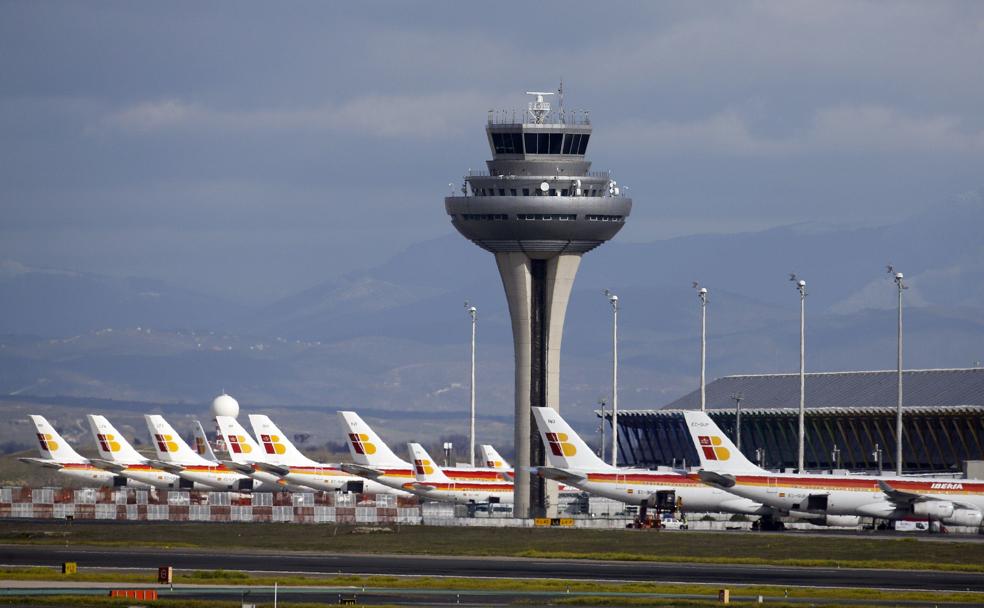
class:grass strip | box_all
[1,567,981,604]
[516,548,984,573]
[0,596,402,608]
[3,521,982,575]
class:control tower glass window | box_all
[577,133,590,154]
[491,132,524,154]
[549,133,563,154]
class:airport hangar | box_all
[612,368,984,475]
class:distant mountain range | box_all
[1,189,982,439]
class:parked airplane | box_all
[246,414,403,495]
[191,421,217,460]
[336,411,511,493]
[530,407,772,516]
[86,414,211,490]
[19,415,133,487]
[144,415,257,491]
[479,444,511,473]
[683,411,984,529]
[406,442,514,505]
[214,415,312,492]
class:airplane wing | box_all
[17,457,64,470]
[254,462,291,477]
[148,459,185,474]
[89,458,127,473]
[877,480,978,510]
[534,466,586,485]
[697,469,737,488]
[339,463,383,479]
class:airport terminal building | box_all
[614,368,984,474]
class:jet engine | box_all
[913,501,954,519]
[941,508,983,527]
[810,514,861,527]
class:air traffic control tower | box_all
[445,90,632,517]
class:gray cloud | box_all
[2,1,983,304]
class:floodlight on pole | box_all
[790,273,807,473]
[887,265,908,475]
[694,282,708,412]
[465,301,478,467]
[603,289,619,467]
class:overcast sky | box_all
[2,1,983,304]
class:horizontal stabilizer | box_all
[148,459,184,474]
[534,466,586,485]
[255,462,291,477]
[221,460,254,475]
[339,463,382,479]
[17,457,64,470]
[698,469,737,488]
[90,458,127,473]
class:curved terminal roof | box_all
[649,368,984,412]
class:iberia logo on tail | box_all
[96,433,121,452]
[194,436,208,456]
[260,434,287,455]
[545,432,576,457]
[487,460,503,468]
[226,435,253,454]
[413,458,434,475]
[154,434,179,453]
[348,433,376,455]
[37,433,59,452]
[698,436,730,461]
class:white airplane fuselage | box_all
[176,465,257,491]
[559,469,771,515]
[281,466,403,494]
[712,473,984,526]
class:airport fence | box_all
[0,486,424,524]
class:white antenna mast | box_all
[558,80,564,122]
[525,91,554,124]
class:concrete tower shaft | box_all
[444,92,631,517]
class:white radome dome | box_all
[211,393,240,418]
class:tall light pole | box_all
[465,302,477,467]
[731,392,743,451]
[597,397,607,461]
[694,282,708,412]
[887,266,907,475]
[604,289,619,467]
[790,274,807,473]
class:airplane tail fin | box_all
[191,420,217,462]
[28,415,86,464]
[248,414,319,467]
[144,415,211,466]
[86,415,147,464]
[479,444,510,471]
[336,411,408,467]
[407,442,451,484]
[681,411,767,474]
[214,416,265,464]
[531,407,613,471]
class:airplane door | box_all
[654,490,676,510]
[345,480,364,493]
[807,494,828,511]
[767,476,778,494]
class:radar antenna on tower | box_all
[525,91,554,124]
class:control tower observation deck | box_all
[445,91,632,518]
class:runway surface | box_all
[2,544,983,592]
